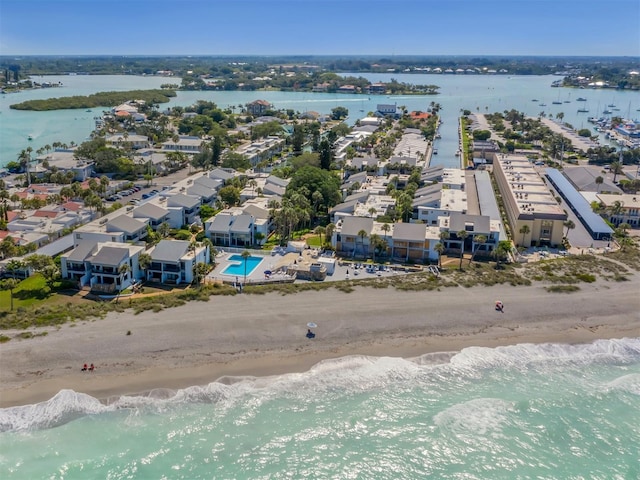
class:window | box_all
[540,220,553,240]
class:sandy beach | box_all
[1,277,639,408]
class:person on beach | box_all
[306,329,315,339]
[89,363,95,372]
[81,364,88,371]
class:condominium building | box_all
[492,154,566,247]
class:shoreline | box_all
[1,279,639,408]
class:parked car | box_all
[141,193,150,199]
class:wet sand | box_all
[1,279,639,408]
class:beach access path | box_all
[1,276,639,407]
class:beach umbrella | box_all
[307,322,318,329]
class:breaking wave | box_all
[1,337,638,432]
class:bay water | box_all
[1,338,639,478]
[3,73,639,169]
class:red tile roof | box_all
[34,210,59,218]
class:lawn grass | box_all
[306,235,322,247]
[0,274,83,312]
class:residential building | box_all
[596,193,640,228]
[145,239,208,285]
[73,211,149,247]
[368,82,387,94]
[245,100,272,116]
[164,193,201,227]
[106,134,150,150]
[161,136,204,154]
[493,154,567,247]
[334,216,373,256]
[391,223,439,262]
[206,212,256,247]
[61,241,145,293]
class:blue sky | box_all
[1,0,639,56]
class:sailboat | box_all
[577,103,589,113]
[552,92,562,105]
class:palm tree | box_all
[158,222,171,238]
[194,262,208,286]
[357,229,368,257]
[325,223,336,245]
[493,241,512,269]
[0,278,19,311]
[457,230,468,270]
[519,225,531,246]
[314,225,326,246]
[138,253,151,281]
[368,207,377,218]
[608,200,624,223]
[469,235,487,265]
[381,222,391,241]
[240,250,251,284]
[595,175,604,193]
[563,220,576,238]
[434,242,445,268]
[248,179,258,197]
[369,233,381,262]
[610,161,623,184]
[118,263,131,292]
[618,236,634,252]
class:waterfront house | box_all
[596,193,640,228]
[61,240,145,293]
[391,223,434,262]
[206,212,256,247]
[245,100,272,116]
[334,216,373,257]
[146,239,208,285]
[368,82,387,95]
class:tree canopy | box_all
[285,166,341,209]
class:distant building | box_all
[368,82,386,94]
[246,100,272,116]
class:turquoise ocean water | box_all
[1,338,639,478]
[3,73,639,168]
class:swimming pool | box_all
[221,254,264,277]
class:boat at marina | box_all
[577,105,589,113]
[603,109,612,115]
[576,97,587,102]
[539,103,547,107]
[28,135,33,141]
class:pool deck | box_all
[207,249,415,285]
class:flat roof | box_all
[496,155,566,219]
[545,168,614,237]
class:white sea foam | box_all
[1,338,638,433]
[605,373,640,396]
[0,390,108,432]
[433,397,514,436]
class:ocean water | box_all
[3,73,639,168]
[1,338,639,479]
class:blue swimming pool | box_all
[221,254,264,277]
